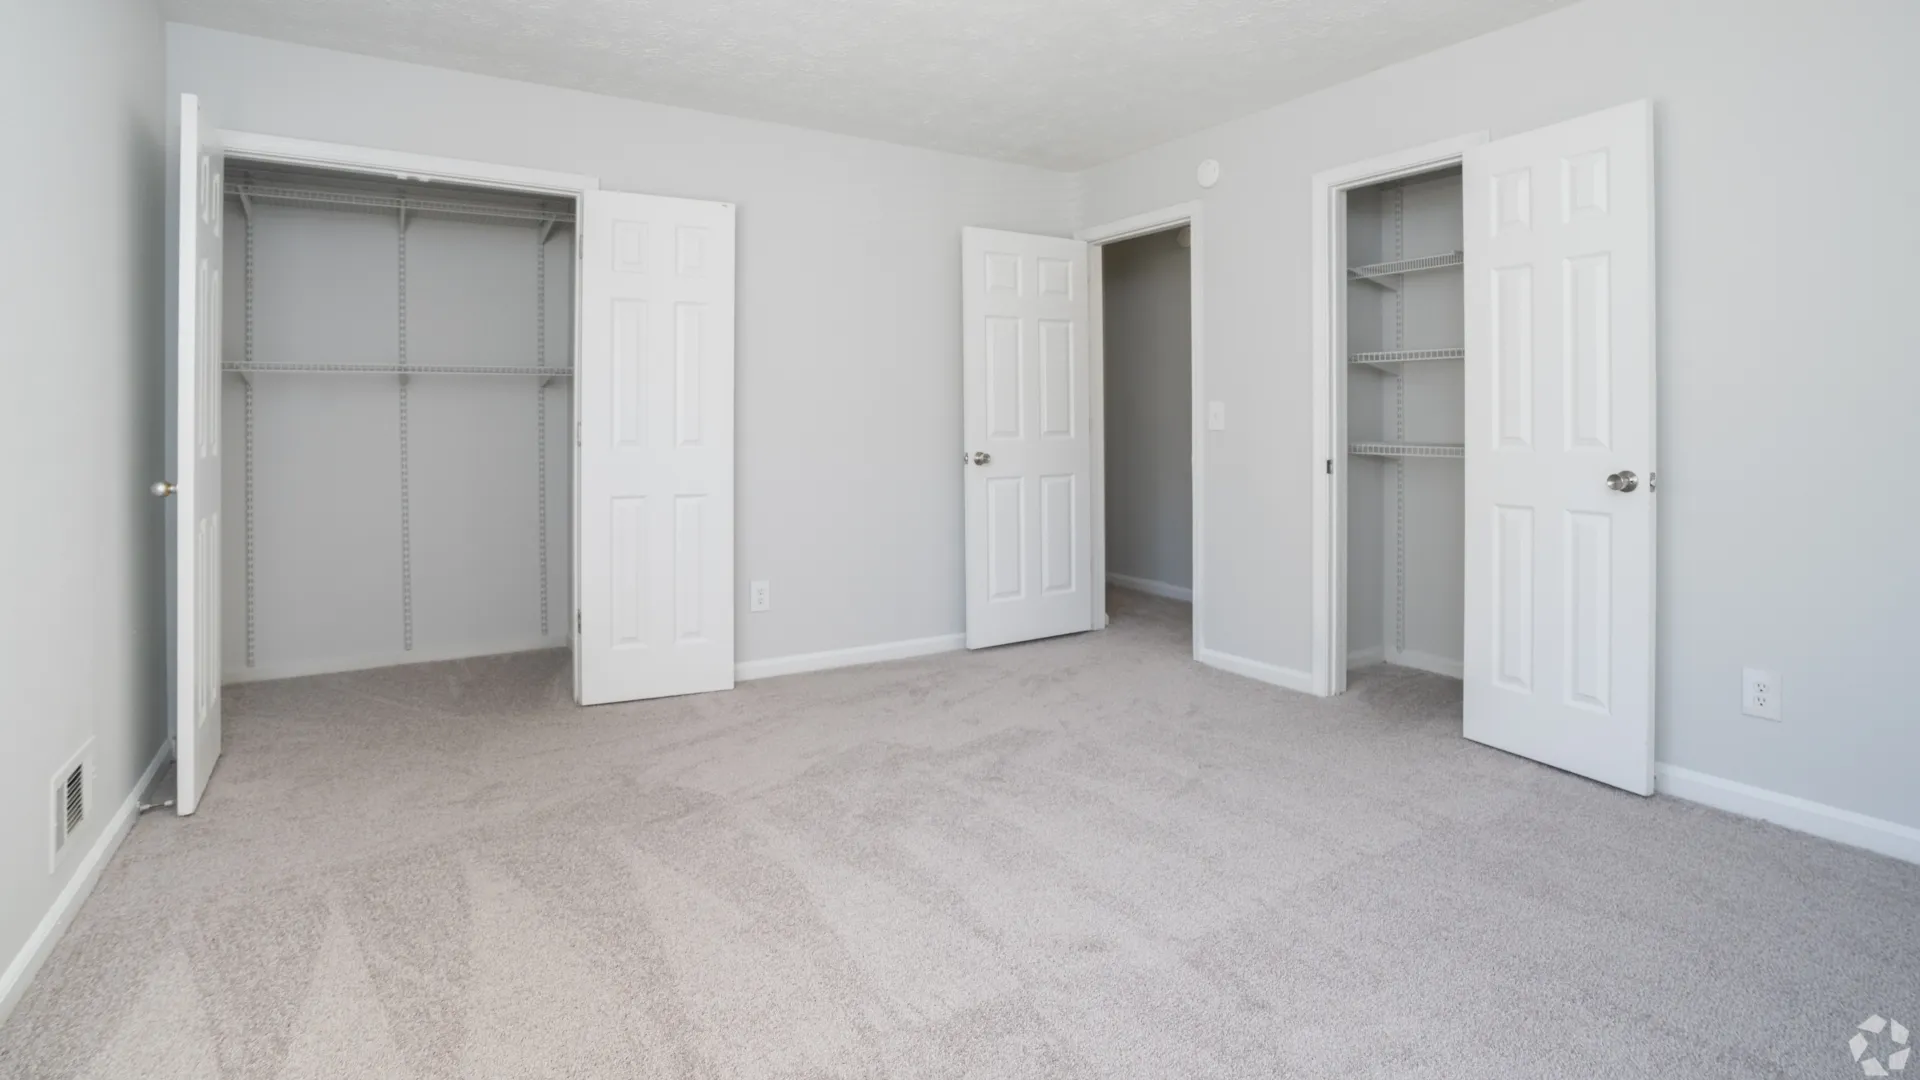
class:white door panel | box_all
[171,94,224,814]
[962,228,1093,649]
[1463,100,1656,794]
[576,191,736,705]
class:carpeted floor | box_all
[3,588,1916,1078]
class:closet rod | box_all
[224,363,573,377]
[224,183,576,225]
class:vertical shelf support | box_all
[1389,187,1408,657]
[243,204,258,669]
[397,199,414,652]
[535,219,553,638]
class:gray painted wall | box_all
[1101,229,1192,592]
[1,0,168,1019]
[218,199,574,679]
[1077,0,1920,830]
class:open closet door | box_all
[961,228,1093,649]
[167,93,224,814]
[1462,100,1656,794]
[575,191,736,705]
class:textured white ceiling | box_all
[162,0,1574,170]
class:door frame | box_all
[1074,201,1204,657]
[210,129,599,692]
[1308,133,1486,697]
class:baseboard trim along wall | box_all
[1195,646,1316,694]
[1656,764,1920,866]
[0,739,173,1026]
[225,637,570,684]
[735,633,967,682]
[1106,573,1193,603]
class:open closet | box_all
[218,162,577,681]
[1343,166,1464,679]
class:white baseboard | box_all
[225,637,568,684]
[1388,647,1464,680]
[1656,764,1920,866]
[0,738,173,1026]
[1196,647,1315,694]
[1107,573,1193,603]
[1346,645,1386,668]
[736,633,967,682]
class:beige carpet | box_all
[3,589,1916,1078]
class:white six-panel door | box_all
[1462,101,1657,794]
[961,228,1094,649]
[575,191,736,705]
[171,94,224,814]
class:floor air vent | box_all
[51,745,91,866]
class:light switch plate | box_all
[749,580,771,612]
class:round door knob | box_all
[1605,470,1638,492]
[971,451,991,466]
[150,481,177,497]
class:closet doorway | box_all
[1308,103,1660,795]
[1081,203,1204,654]
[1094,225,1194,634]
[164,97,738,815]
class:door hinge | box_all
[576,421,582,446]
[576,611,582,634]
[1326,459,1333,475]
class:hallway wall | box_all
[1101,228,1192,594]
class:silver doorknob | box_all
[971,451,991,466]
[150,481,177,497]
[1605,470,1638,492]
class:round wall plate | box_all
[1196,159,1221,188]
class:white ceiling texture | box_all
[164,0,1574,169]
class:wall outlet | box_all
[749,580,771,612]
[1207,401,1226,431]
[1742,667,1781,721]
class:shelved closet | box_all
[1345,166,1465,678]
[218,162,577,681]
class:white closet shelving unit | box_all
[1345,167,1466,676]
[222,163,576,680]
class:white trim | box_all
[735,634,966,682]
[1346,645,1387,669]
[216,130,598,196]
[1387,648,1464,680]
[1656,764,1920,866]
[1077,201,1204,658]
[1,739,173,1026]
[1107,573,1192,603]
[1309,133,1488,698]
[224,638,568,684]
[1195,647,1315,695]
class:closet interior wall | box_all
[1345,168,1465,676]
[219,163,576,681]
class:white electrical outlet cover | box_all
[1742,667,1781,721]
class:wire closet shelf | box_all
[1349,441,1464,459]
[1349,347,1465,366]
[225,182,577,225]
[1347,251,1463,287]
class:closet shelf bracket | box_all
[538,218,558,245]
[236,191,254,223]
